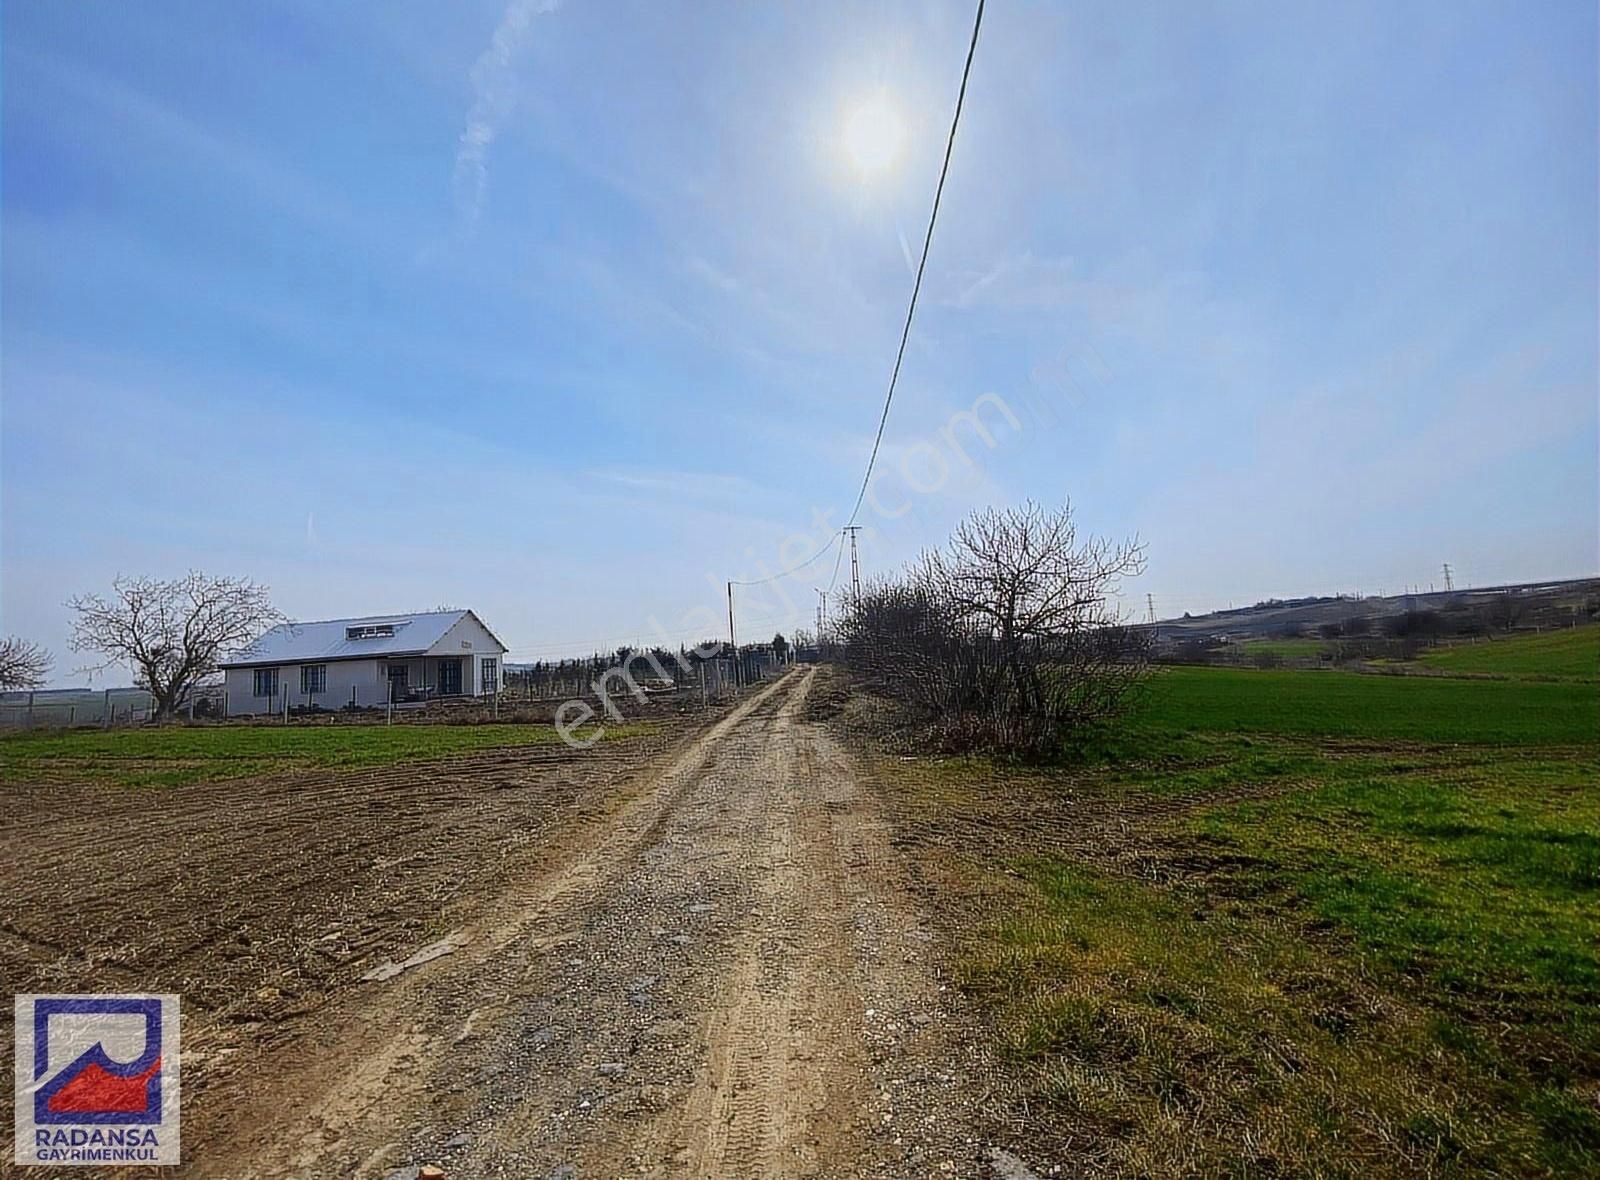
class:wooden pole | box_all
[726,582,738,689]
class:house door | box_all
[438,658,462,696]
[387,664,409,700]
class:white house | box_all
[220,610,508,717]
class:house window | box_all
[480,658,499,694]
[301,664,326,694]
[253,667,279,698]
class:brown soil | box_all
[2,668,1000,1179]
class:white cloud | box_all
[948,251,1081,308]
[453,0,561,225]
[585,467,762,501]
[685,254,741,294]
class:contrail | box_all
[453,0,560,226]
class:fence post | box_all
[103,689,112,729]
[27,692,35,728]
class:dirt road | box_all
[181,667,988,1178]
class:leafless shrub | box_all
[68,572,284,717]
[1484,591,1525,633]
[837,501,1149,757]
[0,636,52,690]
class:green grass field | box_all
[1130,664,1598,745]
[1420,627,1600,680]
[1236,636,1332,661]
[942,646,1600,1175]
[0,721,652,788]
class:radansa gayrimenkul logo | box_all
[13,994,181,1166]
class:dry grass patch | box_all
[962,852,1598,1176]
[848,658,1599,1176]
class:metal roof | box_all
[220,610,505,667]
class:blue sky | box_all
[3,0,1596,683]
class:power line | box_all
[825,526,849,594]
[501,605,813,660]
[727,0,984,637]
[845,0,985,528]
[729,528,844,587]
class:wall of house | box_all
[223,667,260,716]
[225,659,389,716]
[222,611,509,714]
[427,613,507,696]
[474,652,503,696]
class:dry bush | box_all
[836,501,1149,757]
[0,636,52,690]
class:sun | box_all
[841,95,906,178]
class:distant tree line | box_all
[1160,586,1580,669]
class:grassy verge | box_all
[0,721,657,788]
[1191,760,1599,997]
[865,659,1600,1176]
[966,839,1596,1176]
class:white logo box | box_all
[13,994,181,1167]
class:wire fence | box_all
[0,689,158,730]
[0,647,801,732]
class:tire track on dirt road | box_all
[189,673,795,1178]
[200,667,991,1179]
[667,675,858,1178]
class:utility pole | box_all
[1146,593,1156,625]
[844,525,863,605]
[815,588,827,639]
[726,581,738,689]
[1442,562,1454,592]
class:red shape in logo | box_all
[46,1056,162,1115]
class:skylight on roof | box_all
[346,623,397,640]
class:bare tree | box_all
[0,636,52,690]
[1484,591,1525,634]
[68,573,284,717]
[839,501,1150,756]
